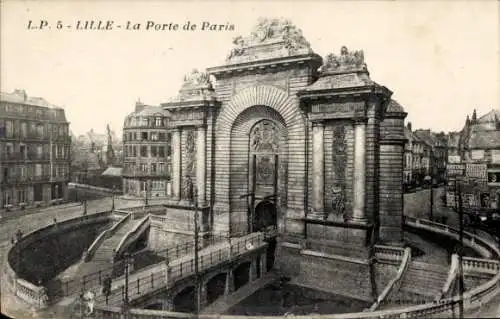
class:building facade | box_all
[140,18,408,300]
[122,101,172,198]
[446,109,500,209]
[0,89,71,211]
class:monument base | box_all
[278,218,377,302]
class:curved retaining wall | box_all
[3,210,113,309]
[94,217,500,318]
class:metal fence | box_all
[47,231,229,300]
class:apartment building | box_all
[122,100,172,198]
[0,89,71,211]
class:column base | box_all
[349,217,369,225]
[308,211,328,220]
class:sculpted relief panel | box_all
[330,125,347,219]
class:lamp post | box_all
[144,180,149,207]
[111,185,116,211]
[193,186,200,315]
[123,252,133,308]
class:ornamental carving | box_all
[184,130,196,177]
[250,120,280,153]
[182,175,194,202]
[226,18,312,62]
[167,69,215,103]
[321,46,367,74]
[330,185,346,218]
[256,156,275,184]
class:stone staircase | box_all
[92,218,144,262]
[385,260,449,307]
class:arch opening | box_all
[172,285,196,313]
[206,273,227,305]
[233,262,251,290]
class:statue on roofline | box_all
[226,17,311,61]
[322,46,367,73]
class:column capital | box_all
[311,121,325,128]
[352,117,368,125]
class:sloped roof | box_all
[102,166,123,177]
[1,90,63,109]
[447,132,461,148]
[387,99,405,113]
[477,109,500,124]
[468,128,500,149]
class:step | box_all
[410,261,449,273]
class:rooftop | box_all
[0,89,63,109]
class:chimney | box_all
[135,99,145,113]
[14,89,27,101]
[472,109,477,123]
[407,122,412,131]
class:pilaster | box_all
[311,121,325,219]
[351,118,367,223]
[172,128,181,201]
[196,125,206,205]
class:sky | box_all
[1,0,498,136]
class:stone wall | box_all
[13,220,111,284]
[209,64,317,235]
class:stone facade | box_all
[129,18,407,301]
[0,89,71,211]
[122,101,172,198]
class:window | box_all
[19,145,26,159]
[471,150,484,160]
[35,164,42,177]
[142,118,149,126]
[133,146,137,157]
[140,164,148,173]
[151,163,157,173]
[5,144,13,156]
[155,118,162,127]
[57,145,63,158]
[20,122,27,137]
[140,146,148,157]
[150,132,158,141]
[141,132,148,140]
[491,150,500,164]
[37,145,43,158]
[36,124,44,137]
[5,120,13,137]
[150,146,157,157]
[159,133,165,141]
[17,189,26,203]
[159,146,165,157]
[159,163,165,173]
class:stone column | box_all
[260,253,267,275]
[171,128,181,201]
[352,119,367,223]
[311,121,325,217]
[225,270,234,295]
[196,126,206,205]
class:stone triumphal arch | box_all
[159,18,407,300]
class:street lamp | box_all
[112,185,116,211]
[194,194,201,315]
[123,252,133,307]
[144,180,149,207]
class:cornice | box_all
[207,53,323,77]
